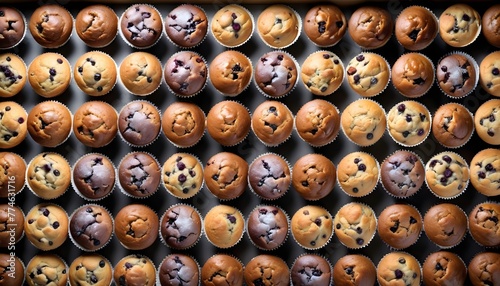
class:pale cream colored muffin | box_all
[470,148,500,196]
[333,202,377,249]
[425,151,469,199]
[291,205,333,250]
[337,152,379,197]
[162,153,203,199]
[439,4,481,47]
[28,53,71,98]
[301,51,344,96]
[341,99,386,146]
[24,203,68,251]
[204,204,244,249]
[0,53,26,98]
[377,252,421,286]
[257,4,300,49]
[346,53,390,97]
[119,52,162,96]
[74,51,117,96]
[387,101,431,147]
[211,4,253,47]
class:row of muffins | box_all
[2,4,500,51]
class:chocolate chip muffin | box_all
[74,51,117,96]
[395,6,438,51]
[162,101,205,148]
[248,153,291,200]
[206,100,251,146]
[164,51,207,97]
[337,151,379,197]
[244,255,289,286]
[348,6,393,49]
[304,5,346,47]
[425,151,469,199]
[118,152,160,198]
[474,99,500,145]
[423,203,467,248]
[0,101,26,149]
[114,255,156,286]
[120,4,162,49]
[0,53,26,98]
[387,101,431,147]
[292,153,336,201]
[204,204,244,249]
[0,152,25,197]
[118,100,161,147]
[340,99,386,146]
[333,254,376,286]
[27,152,70,200]
[439,4,481,47]
[254,51,298,98]
[377,204,422,249]
[159,254,200,286]
[119,52,162,96]
[24,203,68,251]
[114,204,159,250]
[468,202,500,247]
[0,253,24,286]
[468,252,500,286]
[422,251,466,286]
[201,254,243,286]
[376,252,421,286]
[301,51,344,96]
[162,153,203,199]
[479,50,500,97]
[28,4,72,48]
[27,101,72,147]
[333,202,377,249]
[75,5,118,48]
[251,100,293,146]
[346,53,390,97]
[69,254,113,286]
[257,4,300,49]
[0,204,24,247]
[69,205,113,251]
[246,205,289,250]
[291,205,333,250]
[165,4,207,48]
[436,52,478,98]
[0,7,25,50]
[482,5,500,48]
[209,50,252,96]
[295,99,340,147]
[72,153,115,201]
[292,254,332,286]
[28,53,71,98]
[470,148,500,197]
[160,204,202,250]
[391,52,434,98]
[380,150,424,198]
[73,101,118,148]
[204,152,248,200]
[432,103,474,148]
[211,4,253,48]
[26,254,67,286]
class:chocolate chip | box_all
[356,55,365,62]
[87,207,93,212]
[178,174,186,183]
[93,239,100,246]
[182,188,189,194]
[42,208,50,216]
[97,86,103,92]
[231,13,237,19]
[0,11,4,17]
[78,67,83,73]
[490,115,496,122]
[441,66,447,72]
[53,221,59,229]
[94,73,101,81]
[356,238,364,245]
[28,219,34,224]
[408,29,419,41]
[91,274,98,283]
[99,260,105,268]
[492,68,499,76]
[49,68,56,76]
[57,58,63,64]
[353,74,360,84]
[322,54,330,59]
[227,214,236,223]
[488,130,495,137]
[370,77,378,85]
[358,164,366,171]
[356,227,362,234]
[395,269,403,279]
[442,155,452,163]
[334,59,339,64]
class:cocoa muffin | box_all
[114,204,158,250]
[292,254,332,286]
[468,252,500,286]
[0,253,24,286]
[337,151,379,197]
[162,153,203,199]
[118,101,161,147]
[73,101,118,148]
[479,50,500,97]
[160,204,202,250]
[0,152,25,197]
[118,152,160,198]
[165,4,207,48]
[0,101,26,149]
[28,4,72,48]
[206,100,251,146]
[470,148,500,197]
[291,205,333,250]
[69,254,113,286]
[292,153,335,201]
[380,150,424,198]
[24,203,68,251]
[377,204,422,249]
[75,5,118,48]
[295,99,340,147]
[482,5,500,48]
[244,255,289,286]
[204,204,244,249]
[0,204,24,247]
[204,152,248,200]
[333,202,377,249]
[74,51,117,96]
[120,4,162,49]
[468,202,500,247]
[26,254,67,286]
[27,152,70,200]
[257,4,300,49]
[211,4,253,48]
[28,53,71,98]
[439,4,481,47]
[303,5,346,47]
[246,205,288,250]
[162,101,205,148]
[254,51,298,98]
[248,153,290,200]
[69,204,113,251]
[209,50,252,96]
[425,151,469,199]
[333,254,376,286]
[0,53,26,98]
[387,101,431,147]
[391,53,434,98]
[340,99,386,146]
[346,52,390,97]
[72,153,115,201]
[301,51,344,96]
[159,254,200,286]
[348,6,393,49]
[395,6,438,51]
[432,103,474,148]
[164,51,207,97]
[251,100,293,146]
[377,252,421,286]
[0,7,25,49]
[119,52,162,96]
[114,255,156,286]
[27,101,72,147]
[422,251,466,286]
[423,203,467,248]
[201,254,243,286]
[474,99,500,145]
[436,52,477,98]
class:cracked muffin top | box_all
[304,5,346,47]
[27,152,70,200]
[209,50,252,96]
[340,99,386,147]
[291,205,333,250]
[292,153,336,201]
[422,251,466,286]
[162,101,205,148]
[377,204,422,249]
[0,53,26,98]
[391,53,434,98]
[246,205,288,250]
[28,53,71,98]
[211,4,253,48]
[380,150,424,198]
[432,103,474,148]
[0,7,25,50]
[0,253,24,286]
[474,99,500,145]
[164,51,207,97]
[333,202,377,249]
[162,153,203,199]
[301,51,344,96]
[118,152,160,198]
[0,101,27,149]
[74,51,117,96]
[0,152,25,197]
[470,148,500,197]
[120,4,162,48]
[72,153,115,200]
[24,203,68,251]
[387,101,431,147]
[439,4,481,48]
[73,101,118,148]
[482,5,500,48]
[119,52,162,96]
[204,204,244,249]
[160,204,202,250]
[436,52,477,98]
[423,203,467,248]
[468,252,500,286]
[257,4,300,49]
[165,4,207,48]
[159,254,200,286]
[337,151,379,197]
[75,5,118,48]
[346,53,390,97]
[376,252,421,286]
[395,6,438,51]
[114,204,159,250]
[201,254,243,286]
[204,152,248,200]
[425,151,469,199]
[206,100,250,146]
[118,100,161,147]
[69,204,113,251]
[114,255,156,286]
[251,100,293,146]
[26,254,67,286]
[255,51,298,98]
[333,254,376,286]
[69,254,113,286]
[292,254,332,286]
[348,6,393,49]
[244,255,289,286]
[468,202,500,247]
[27,101,72,148]
[248,153,290,200]
[295,99,340,147]
[28,4,72,48]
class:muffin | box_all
[0,152,25,197]
[244,255,289,286]
[254,51,298,98]
[119,52,162,96]
[73,51,117,96]
[201,254,243,286]
[119,153,159,199]
[164,51,207,97]
[468,202,500,247]
[0,53,26,97]
[73,101,118,148]
[479,50,500,97]
[436,52,478,98]
[162,101,205,148]
[474,99,500,145]
[303,5,346,47]
[211,4,253,48]
[348,6,393,49]
[292,153,335,201]
[251,100,293,146]
[291,205,333,250]
[333,254,376,286]
[337,151,379,197]
[257,4,300,49]
[470,148,500,196]
[118,100,161,147]
[26,254,67,286]
[120,4,162,49]
[162,153,203,199]
[246,205,289,250]
[395,6,438,50]
[333,202,377,249]
[340,99,386,146]
[75,5,118,48]
[482,5,500,48]
[295,99,340,147]
[164,4,207,48]
[209,50,252,96]
[391,52,434,98]
[377,204,422,249]
[72,153,115,201]
[376,252,421,286]
[439,4,481,47]
[159,254,199,286]
[27,101,72,147]
[346,52,390,97]
[301,51,344,96]
[248,153,291,200]
[380,150,425,198]
[425,151,469,199]
[204,204,244,249]
[423,203,467,248]
[0,7,25,49]
[422,251,466,286]
[114,204,159,250]
[0,254,24,286]
[159,204,202,250]
[69,254,113,286]
[0,204,24,247]
[69,204,113,251]
[387,101,431,147]
[27,152,70,200]
[206,100,251,146]
[432,103,474,148]
[28,4,72,48]
[0,101,26,149]
[204,152,248,200]
[292,254,332,286]
[24,203,68,251]
[28,53,71,98]
[114,255,156,286]
[468,252,500,286]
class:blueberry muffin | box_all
[468,202,500,247]
[28,53,71,98]
[160,204,202,250]
[425,151,469,199]
[346,53,390,97]
[74,51,117,96]
[0,253,24,286]
[340,99,386,146]
[292,254,332,286]
[159,254,199,286]
[246,205,289,250]
[474,99,500,145]
[0,152,25,197]
[119,52,162,96]
[26,254,67,286]
[73,101,118,148]
[244,255,289,286]
[436,52,477,98]
[333,202,377,249]
[254,51,298,98]
[303,5,346,47]
[391,53,434,98]
[28,4,72,48]
[395,6,438,51]
[24,203,68,251]
[114,255,156,286]
[470,148,500,197]
[27,101,72,147]
[387,101,431,147]
[482,5,500,48]
[295,99,340,147]
[69,205,113,251]
[291,205,333,250]
[377,204,422,249]
[0,7,25,50]
[69,254,113,286]
[468,252,500,286]
[206,100,251,146]
[120,4,162,49]
[118,100,161,147]
[0,53,26,98]
[165,4,207,48]
[337,151,379,197]
[376,252,421,286]
[292,153,336,201]
[257,4,300,49]
[251,100,293,146]
[201,254,243,286]
[75,5,118,48]
[0,101,26,149]
[162,153,203,199]
[211,4,253,48]
[479,50,500,97]
[380,150,424,198]
[209,50,252,96]
[0,204,24,247]
[118,152,160,198]
[301,51,344,96]
[27,152,70,199]
[248,153,291,200]
[348,7,393,49]
[114,204,159,250]
[439,4,481,47]
[423,203,467,248]
[204,152,248,200]
[432,103,474,148]
[204,204,244,248]
[164,51,207,97]
[162,101,205,148]
[72,153,115,200]
[422,251,466,286]
[333,254,376,286]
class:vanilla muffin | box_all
[69,254,113,286]
[468,202,500,247]
[162,102,205,148]
[162,153,203,199]
[303,5,346,47]
[119,52,162,96]
[24,203,68,251]
[74,51,117,96]
[257,4,300,49]
[423,203,467,248]
[254,51,298,98]
[337,152,379,197]
[377,252,421,286]
[425,151,469,199]
[468,252,500,286]
[0,101,27,149]
[27,152,70,200]
[114,255,156,286]
[348,6,393,49]
[27,101,72,147]
[26,254,67,286]
[73,101,118,148]
[292,153,336,201]
[204,204,244,249]
[301,51,344,96]
[251,100,293,146]
[474,99,500,145]
[377,204,422,249]
[395,6,438,51]
[334,202,377,249]
[204,152,248,200]
[341,99,386,146]
[333,254,376,286]
[291,205,333,250]
[470,148,500,196]
[29,4,72,48]
[346,53,390,97]
[0,53,26,98]
[432,103,474,148]
[439,4,481,47]
[479,51,500,97]
[422,251,466,286]
[75,5,118,48]
[28,53,71,98]
[391,53,434,98]
[211,4,253,47]
[387,101,431,147]
[295,99,340,147]
[209,50,252,96]
[436,52,477,98]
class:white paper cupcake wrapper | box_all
[26,152,71,200]
[379,149,425,199]
[254,50,300,99]
[392,52,435,98]
[163,4,208,49]
[0,53,27,98]
[158,203,204,250]
[386,100,432,148]
[67,204,114,252]
[163,51,208,98]
[26,254,68,285]
[340,98,386,147]
[71,152,116,202]
[161,152,204,200]
[436,51,479,99]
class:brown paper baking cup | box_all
[0,8,26,50]
[117,100,162,148]
[119,52,163,97]
[73,51,117,97]
[379,204,423,251]
[247,152,291,201]
[117,151,161,199]
[423,203,468,249]
[395,6,439,51]
[294,100,341,147]
[210,4,255,48]
[436,51,479,99]
[333,202,377,249]
[391,52,435,98]
[164,4,208,49]
[157,254,201,286]
[28,53,72,98]
[158,203,203,250]
[386,100,432,148]
[376,251,422,285]
[26,152,71,200]
[253,50,300,99]
[204,205,245,249]
[245,204,289,251]
[291,253,333,286]
[424,151,470,200]
[291,205,333,250]
[345,52,391,98]
[257,5,302,49]
[336,151,380,198]
[250,100,294,147]
[340,98,386,147]
[432,102,475,149]
[163,51,208,98]
[118,4,163,49]
[161,153,204,200]
[68,204,114,252]
[379,149,424,199]
[71,152,116,202]
[301,50,345,96]
[24,203,69,251]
